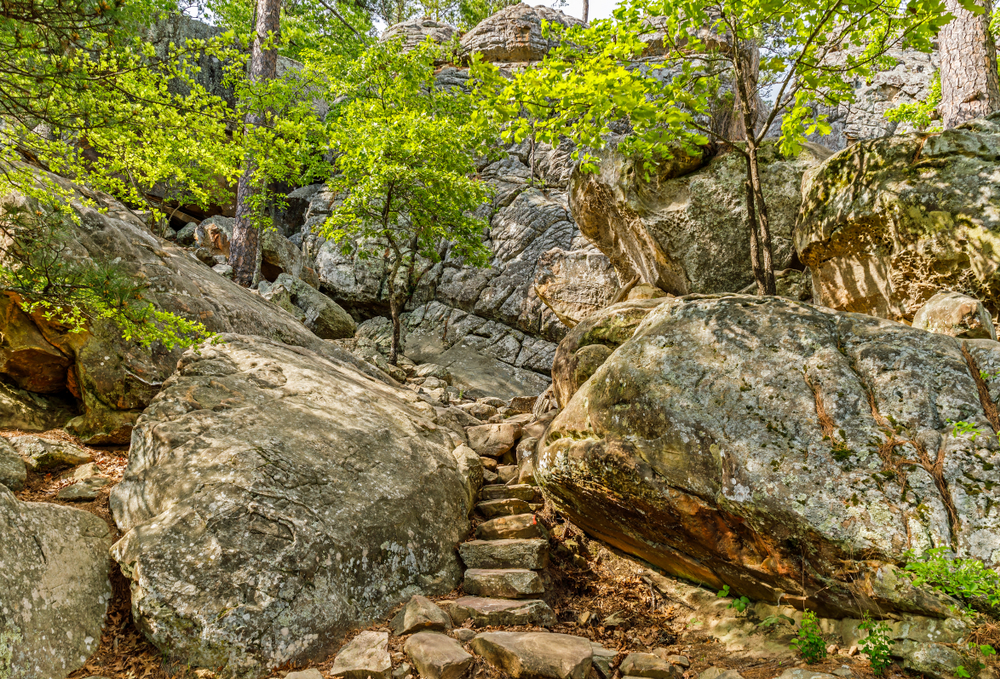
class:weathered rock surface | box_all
[332,631,391,679]
[538,294,1000,618]
[458,3,582,63]
[459,539,549,570]
[109,335,471,672]
[796,114,1000,321]
[1,169,380,444]
[464,568,545,598]
[381,17,457,52]
[470,631,593,679]
[571,143,831,297]
[0,380,75,431]
[448,597,556,627]
[620,653,683,679]
[261,273,356,340]
[9,435,92,471]
[0,439,26,491]
[0,485,112,679]
[913,291,997,340]
[391,595,452,636]
[475,513,545,540]
[533,248,622,327]
[403,632,474,679]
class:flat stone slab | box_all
[471,631,593,679]
[459,538,548,569]
[620,653,683,679]
[10,435,92,472]
[464,568,544,598]
[404,632,474,679]
[480,484,542,502]
[477,498,532,518]
[57,477,111,501]
[476,513,545,540]
[391,595,452,636]
[467,423,521,457]
[332,630,392,679]
[448,597,556,627]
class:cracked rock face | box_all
[109,335,470,675]
[796,114,1000,322]
[0,485,112,679]
[538,294,1000,618]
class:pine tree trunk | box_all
[230,0,281,288]
[389,294,402,366]
[746,144,776,295]
[940,0,1000,129]
[582,0,589,22]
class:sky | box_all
[535,0,619,22]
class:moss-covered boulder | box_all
[537,294,1000,618]
[795,113,1000,321]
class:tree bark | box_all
[230,0,281,288]
[746,143,776,295]
[582,0,589,22]
[389,294,402,366]
[940,0,1000,129]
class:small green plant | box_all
[858,615,895,675]
[717,585,751,614]
[981,369,1000,382]
[904,547,1000,609]
[956,666,972,678]
[791,610,827,664]
[949,419,985,442]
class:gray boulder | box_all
[459,3,583,63]
[538,294,1000,618]
[796,114,1000,322]
[381,17,457,52]
[571,142,831,296]
[0,380,74,432]
[261,274,356,340]
[0,439,26,491]
[913,291,996,340]
[110,335,471,672]
[0,485,112,679]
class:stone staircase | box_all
[450,481,557,627]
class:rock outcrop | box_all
[0,169,377,444]
[0,485,113,679]
[381,17,457,52]
[458,3,582,63]
[796,114,1000,322]
[538,294,1000,618]
[571,143,831,296]
[110,335,472,673]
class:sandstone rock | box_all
[796,114,1000,321]
[262,274,356,340]
[467,422,521,457]
[1,169,381,444]
[477,498,532,518]
[533,248,621,327]
[551,298,668,407]
[451,445,484,515]
[464,569,545,598]
[260,230,308,283]
[194,215,233,257]
[0,485,112,679]
[391,595,452,636]
[0,294,72,393]
[459,3,582,62]
[403,632,474,679]
[176,221,197,245]
[497,464,519,483]
[0,380,75,431]
[480,484,540,502]
[285,671,323,679]
[476,513,545,540]
[591,644,618,679]
[913,291,996,340]
[381,17,457,52]
[775,672,840,679]
[0,439,26,491]
[470,631,593,679]
[571,143,830,297]
[9,435,92,471]
[538,294,1000,618]
[332,631,391,679]
[619,653,683,679]
[459,539,548,570]
[57,477,110,501]
[109,335,470,672]
[415,363,452,383]
[448,597,556,627]
[897,641,966,679]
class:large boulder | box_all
[381,17,457,52]
[0,485,112,679]
[0,168,378,444]
[795,114,1000,321]
[533,248,622,327]
[570,143,831,296]
[0,379,75,431]
[109,335,471,673]
[537,294,1000,618]
[458,3,582,63]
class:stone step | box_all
[446,597,555,628]
[464,568,544,599]
[459,538,549,570]
[479,484,542,503]
[404,632,474,679]
[620,653,684,679]
[497,465,518,484]
[476,498,531,518]
[470,631,593,679]
[475,513,545,540]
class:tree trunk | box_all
[229,0,281,288]
[940,0,1000,129]
[389,294,402,366]
[746,144,776,295]
[582,0,589,22]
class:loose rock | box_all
[470,631,593,679]
[332,631,392,679]
[403,632,474,679]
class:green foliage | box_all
[0,624,22,679]
[791,611,827,664]
[858,615,895,675]
[904,547,1000,609]
[885,72,942,131]
[949,419,986,441]
[717,585,751,614]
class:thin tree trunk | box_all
[744,159,764,294]
[582,0,589,22]
[230,0,281,288]
[940,0,1000,128]
[389,294,402,366]
[746,142,776,295]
